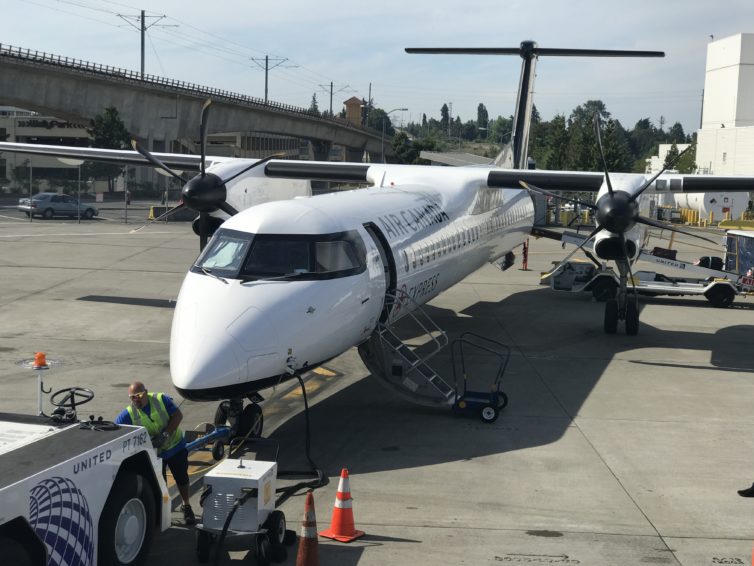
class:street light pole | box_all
[27,160,32,223]
[381,107,408,163]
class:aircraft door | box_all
[363,222,397,323]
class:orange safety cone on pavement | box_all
[319,468,365,542]
[296,490,320,566]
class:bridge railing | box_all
[0,43,379,136]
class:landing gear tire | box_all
[480,405,499,423]
[604,299,618,335]
[238,403,263,439]
[255,532,271,566]
[213,401,229,427]
[98,472,156,566]
[196,530,211,564]
[625,299,639,336]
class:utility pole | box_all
[117,10,173,78]
[318,82,352,115]
[251,56,297,104]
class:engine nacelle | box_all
[593,230,638,261]
[192,215,225,238]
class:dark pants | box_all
[162,446,190,486]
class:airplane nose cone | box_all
[169,274,283,398]
[170,297,242,392]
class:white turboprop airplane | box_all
[2,42,753,435]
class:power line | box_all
[250,56,298,104]
[116,10,176,78]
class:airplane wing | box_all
[0,141,219,171]
[488,169,754,193]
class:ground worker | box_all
[114,380,196,525]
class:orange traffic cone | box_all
[296,490,319,566]
[319,468,365,542]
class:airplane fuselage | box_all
[170,165,534,400]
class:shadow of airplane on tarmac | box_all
[267,286,754,478]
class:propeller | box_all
[520,115,718,256]
[130,99,282,250]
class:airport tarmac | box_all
[1,216,753,566]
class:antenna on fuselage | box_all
[405,42,664,169]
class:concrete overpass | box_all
[0,43,388,160]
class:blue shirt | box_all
[116,393,186,459]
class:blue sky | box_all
[2,0,753,134]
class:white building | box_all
[0,106,89,191]
[645,143,691,174]
[696,33,754,175]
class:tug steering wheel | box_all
[50,387,95,411]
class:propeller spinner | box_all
[130,99,276,250]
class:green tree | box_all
[675,143,697,173]
[83,106,130,192]
[366,108,394,136]
[392,132,440,164]
[440,103,450,134]
[663,143,680,169]
[566,100,610,170]
[544,114,569,170]
[476,103,489,132]
[309,93,319,114]
[667,122,686,144]
[601,119,632,172]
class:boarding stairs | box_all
[358,292,456,407]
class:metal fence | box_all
[0,43,374,134]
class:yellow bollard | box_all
[709,211,714,225]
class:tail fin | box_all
[406,42,663,170]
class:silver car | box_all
[17,192,99,220]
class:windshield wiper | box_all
[241,271,307,283]
[200,267,229,284]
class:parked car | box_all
[17,192,99,219]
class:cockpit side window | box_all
[315,241,361,272]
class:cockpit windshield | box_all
[194,228,252,275]
[192,228,367,281]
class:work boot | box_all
[738,483,754,497]
[182,504,196,525]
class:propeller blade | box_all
[542,224,603,278]
[519,181,597,210]
[635,215,719,245]
[222,153,285,185]
[199,211,210,251]
[199,99,212,178]
[129,202,186,233]
[629,144,696,203]
[593,115,614,197]
[217,201,239,216]
[131,140,184,182]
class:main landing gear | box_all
[603,260,639,336]
[212,396,265,455]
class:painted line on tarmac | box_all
[0,230,176,238]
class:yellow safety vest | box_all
[126,392,183,456]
